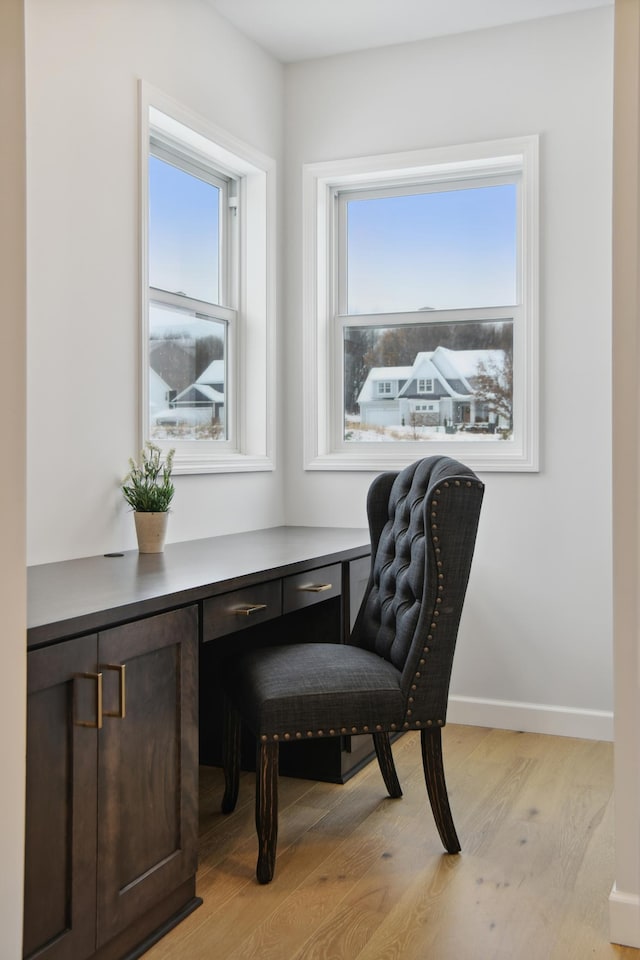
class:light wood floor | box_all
[145,726,640,960]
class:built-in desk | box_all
[25,526,370,960]
[27,525,370,649]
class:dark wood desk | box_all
[25,526,370,960]
[28,525,370,649]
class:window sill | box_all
[173,453,275,475]
[305,443,537,473]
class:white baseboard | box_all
[448,694,613,741]
[609,885,640,948]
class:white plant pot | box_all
[134,511,169,554]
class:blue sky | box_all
[149,155,220,305]
[346,183,517,315]
[149,157,516,325]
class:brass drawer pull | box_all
[235,603,268,616]
[100,663,126,719]
[297,583,332,593]
[73,672,103,729]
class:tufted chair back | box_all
[350,456,484,726]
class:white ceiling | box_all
[208,0,612,63]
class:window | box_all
[148,146,235,444]
[140,83,276,473]
[303,136,539,471]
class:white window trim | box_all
[418,379,434,394]
[139,81,276,474]
[302,136,539,472]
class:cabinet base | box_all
[91,879,201,960]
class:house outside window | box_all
[377,381,393,395]
[140,84,276,474]
[303,136,539,472]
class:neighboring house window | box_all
[377,381,393,395]
[140,83,276,473]
[302,136,539,471]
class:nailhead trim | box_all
[404,474,451,730]
[257,715,446,741]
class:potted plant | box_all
[122,442,175,553]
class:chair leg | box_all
[221,698,241,814]
[420,728,461,854]
[373,731,402,798]
[255,740,279,884]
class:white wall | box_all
[0,1,27,955]
[610,0,640,945]
[25,0,285,565]
[284,9,615,735]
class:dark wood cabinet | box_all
[24,606,200,960]
[26,527,371,959]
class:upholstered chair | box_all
[219,456,484,883]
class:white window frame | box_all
[377,381,393,396]
[417,379,434,394]
[139,82,276,474]
[302,136,539,472]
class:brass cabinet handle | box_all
[73,672,103,729]
[297,583,332,593]
[99,663,126,719]
[235,603,268,616]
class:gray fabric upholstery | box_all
[222,642,404,738]
[220,456,483,742]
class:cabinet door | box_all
[24,637,99,960]
[96,605,198,946]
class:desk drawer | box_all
[202,580,282,642]
[283,563,341,615]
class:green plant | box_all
[122,442,175,513]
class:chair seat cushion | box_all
[221,642,405,740]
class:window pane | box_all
[346,184,517,314]
[149,301,226,441]
[149,155,220,304]
[344,319,513,442]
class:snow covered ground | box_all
[344,421,508,442]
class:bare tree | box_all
[472,351,513,430]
